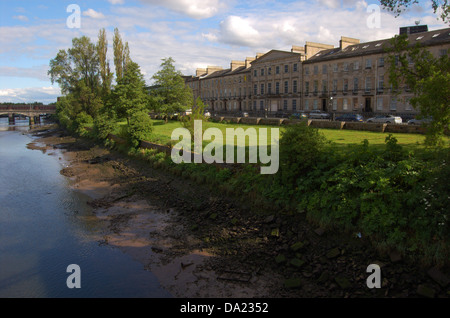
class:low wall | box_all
[344,122,386,132]
[140,140,172,154]
[259,118,285,126]
[107,133,127,144]
[309,120,345,130]
[221,116,237,123]
[240,117,261,125]
[385,124,426,134]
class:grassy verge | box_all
[82,118,449,267]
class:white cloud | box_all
[108,0,125,4]
[0,65,50,82]
[0,86,60,104]
[13,15,28,22]
[83,9,106,19]
[218,16,261,47]
[138,0,228,19]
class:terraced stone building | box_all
[185,25,450,118]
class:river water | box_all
[0,118,171,298]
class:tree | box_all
[379,0,449,24]
[110,61,149,124]
[385,34,450,146]
[181,97,208,139]
[49,36,103,121]
[150,57,193,122]
[97,28,113,97]
[68,36,100,93]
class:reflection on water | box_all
[0,121,171,298]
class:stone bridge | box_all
[0,104,56,125]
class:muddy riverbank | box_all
[27,125,449,298]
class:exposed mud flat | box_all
[28,126,449,298]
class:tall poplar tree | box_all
[97,28,113,96]
[113,28,124,81]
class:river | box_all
[0,117,171,298]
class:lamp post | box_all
[330,96,334,121]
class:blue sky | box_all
[0,0,447,103]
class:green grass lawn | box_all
[108,118,448,155]
[141,119,447,150]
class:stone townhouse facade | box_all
[185,26,450,116]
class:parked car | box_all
[407,116,432,125]
[335,113,364,122]
[291,112,308,119]
[274,111,290,118]
[236,111,249,117]
[366,115,402,124]
[308,110,331,119]
[182,109,192,116]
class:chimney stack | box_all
[339,36,360,50]
[230,60,245,71]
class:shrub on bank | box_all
[128,111,154,148]
[93,113,115,140]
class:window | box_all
[293,80,298,93]
[284,81,289,94]
[314,80,318,94]
[353,98,359,110]
[305,81,309,94]
[313,99,318,110]
[379,57,384,67]
[314,65,319,75]
[260,100,264,110]
[260,83,264,95]
[283,100,288,110]
[332,79,338,93]
[305,66,310,75]
[254,84,257,95]
[293,63,298,72]
[405,97,413,111]
[332,98,337,111]
[377,98,383,110]
[378,76,384,92]
[343,79,348,93]
[343,98,348,110]
[268,83,272,94]
[322,80,327,93]
[353,77,359,92]
[261,68,265,76]
[268,67,272,75]
[390,98,397,111]
[333,64,338,72]
[365,77,372,92]
[292,99,297,110]
[275,82,280,94]
[305,100,309,110]
[353,61,360,70]
[343,62,349,72]
[322,65,328,74]
[254,70,257,77]
[276,66,280,74]
[284,65,289,73]
[366,59,372,69]
[253,101,257,110]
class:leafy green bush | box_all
[273,122,328,202]
[128,110,153,148]
[73,111,93,136]
[94,113,115,140]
